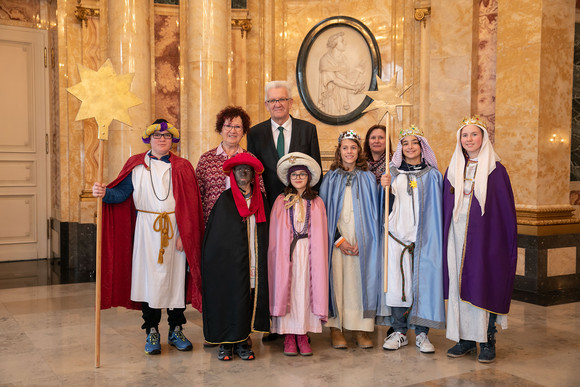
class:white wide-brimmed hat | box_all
[276,152,321,187]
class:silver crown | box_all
[338,130,361,144]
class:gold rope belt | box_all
[137,209,175,264]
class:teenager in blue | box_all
[319,130,382,349]
[378,125,445,353]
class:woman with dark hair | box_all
[319,130,383,350]
[196,106,262,223]
[363,124,392,183]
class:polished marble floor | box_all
[1,281,579,386]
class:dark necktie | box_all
[277,126,285,158]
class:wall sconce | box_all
[549,133,565,144]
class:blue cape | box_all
[376,166,446,329]
[320,168,382,319]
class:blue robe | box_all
[320,168,382,319]
[376,166,446,329]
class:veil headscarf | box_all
[390,131,438,169]
[447,117,500,222]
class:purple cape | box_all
[442,162,517,315]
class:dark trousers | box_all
[141,302,186,334]
[391,306,429,336]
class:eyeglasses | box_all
[266,98,291,105]
[223,124,243,132]
[290,172,308,180]
[152,133,173,140]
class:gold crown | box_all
[399,125,424,139]
[460,115,488,129]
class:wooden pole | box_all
[95,138,105,368]
[383,114,391,293]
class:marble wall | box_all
[243,0,420,160]
[495,0,575,210]
[477,0,497,143]
[153,6,181,140]
[428,0,479,168]
[1,0,578,232]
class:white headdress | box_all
[447,116,500,222]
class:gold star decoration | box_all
[409,180,417,189]
[362,72,412,119]
[66,59,142,140]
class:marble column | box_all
[182,0,230,163]
[496,0,580,305]
[496,0,576,224]
[428,0,478,163]
[106,0,151,181]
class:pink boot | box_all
[297,334,313,356]
[284,334,298,356]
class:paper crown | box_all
[460,115,488,130]
[338,130,361,144]
[399,125,424,139]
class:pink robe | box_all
[268,195,329,329]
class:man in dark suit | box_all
[247,80,322,209]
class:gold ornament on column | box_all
[362,72,412,292]
[74,0,100,27]
[66,58,142,368]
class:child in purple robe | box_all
[268,152,329,356]
[443,116,517,363]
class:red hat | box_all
[223,153,264,175]
[222,153,266,223]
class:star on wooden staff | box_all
[66,58,142,368]
[362,71,412,293]
[363,72,412,120]
[66,58,142,139]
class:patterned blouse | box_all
[367,152,386,183]
[196,145,264,223]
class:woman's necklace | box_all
[148,155,171,201]
[463,160,477,196]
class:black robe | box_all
[201,189,270,344]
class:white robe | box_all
[130,155,186,309]
[386,172,418,307]
[325,186,375,332]
[446,161,507,342]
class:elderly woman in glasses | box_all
[196,106,264,223]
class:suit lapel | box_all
[263,121,280,162]
[288,116,300,152]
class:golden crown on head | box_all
[460,115,488,129]
[399,124,424,139]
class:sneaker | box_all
[447,339,476,358]
[168,326,193,351]
[383,331,408,350]
[296,334,313,356]
[145,327,161,355]
[415,333,435,353]
[283,334,298,356]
